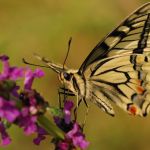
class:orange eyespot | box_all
[136,79,142,85]
[137,86,144,94]
[128,105,137,115]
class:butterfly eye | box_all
[63,72,71,81]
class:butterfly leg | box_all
[73,98,89,128]
[63,86,67,103]
[82,98,89,129]
[58,88,63,109]
[59,87,75,96]
[76,94,79,108]
[74,98,82,121]
[58,87,75,108]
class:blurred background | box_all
[0,0,149,149]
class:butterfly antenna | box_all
[22,58,50,68]
[63,37,72,69]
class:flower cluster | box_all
[0,54,89,150]
[0,55,48,145]
[52,100,89,150]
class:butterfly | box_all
[24,3,150,117]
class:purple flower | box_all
[57,141,69,150]
[67,123,89,149]
[64,101,73,124]
[53,116,61,126]
[53,101,73,127]
[0,123,11,146]
[24,68,44,90]
[11,85,20,97]
[0,55,9,61]
[53,101,74,132]
[53,100,89,150]
[8,67,25,80]
[55,123,89,150]
[0,97,20,122]
[0,55,24,80]
[0,54,89,149]
[18,107,38,135]
[0,55,48,146]
[19,68,47,136]
[33,126,48,145]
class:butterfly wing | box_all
[79,2,150,74]
[89,53,150,116]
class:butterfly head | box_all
[24,53,79,94]
[58,70,78,94]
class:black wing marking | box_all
[79,3,150,74]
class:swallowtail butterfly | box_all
[26,3,150,117]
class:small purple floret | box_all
[9,67,24,80]
[0,55,24,80]
[53,100,89,150]
[18,107,37,135]
[0,97,20,123]
[64,101,73,124]
[24,68,44,90]
[57,141,69,150]
[0,123,11,146]
[0,55,9,61]
[67,123,89,149]
[33,126,47,145]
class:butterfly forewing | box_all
[79,2,150,74]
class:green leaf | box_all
[49,107,63,117]
[38,115,65,140]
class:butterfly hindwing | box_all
[89,53,150,116]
